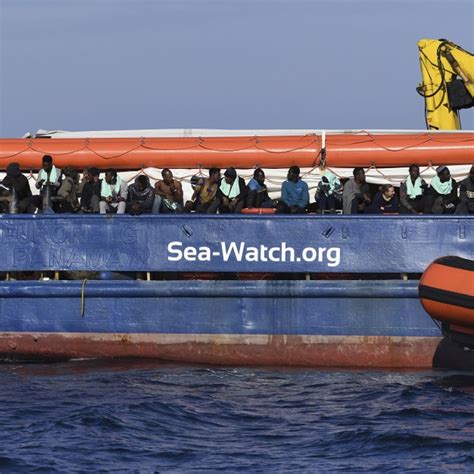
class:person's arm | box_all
[23,177,32,197]
[281,182,289,205]
[119,181,128,201]
[155,181,167,198]
[57,179,72,198]
[235,177,248,202]
[52,170,62,188]
[459,181,468,204]
[399,182,412,211]
[100,181,108,201]
[142,188,155,210]
[369,193,383,214]
[191,178,204,202]
[392,195,400,213]
[35,171,44,190]
[299,182,309,208]
[81,184,91,208]
[444,179,459,205]
[172,180,184,204]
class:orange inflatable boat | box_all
[1,132,473,170]
[419,256,474,334]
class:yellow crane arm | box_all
[417,38,474,130]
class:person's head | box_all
[63,167,78,181]
[42,155,53,172]
[209,167,221,184]
[469,165,474,183]
[287,166,300,182]
[253,168,265,185]
[409,164,420,181]
[6,162,21,178]
[89,167,100,182]
[135,175,149,191]
[224,167,237,184]
[161,168,174,185]
[436,165,451,183]
[381,184,395,199]
[104,168,118,185]
[353,167,365,183]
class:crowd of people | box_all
[0,154,473,215]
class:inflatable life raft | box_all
[1,131,474,170]
[419,256,474,334]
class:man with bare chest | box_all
[154,168,184,213]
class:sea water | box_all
[0,361,473,471]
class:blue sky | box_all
[1,0,473,137]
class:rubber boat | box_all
[419,257,474,370]
[0,128,472,367]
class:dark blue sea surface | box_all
[0,361,473,472]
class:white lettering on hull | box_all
[167,241,341,267]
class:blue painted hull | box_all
[1,214,470,366]
[0,280,441,367]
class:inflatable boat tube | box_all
[419,256,474,330]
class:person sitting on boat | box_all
[425,165,459,214]
[32,154,62,212]
[276,166,309,214]
[77,168,90,199]
[315,167,342,213]
[80,167,101,213]
[126,175,156,215]
[342,167,371,214]
[399,164,428,214]
[57,167,81,213]
[368,184,399,214]
[154,169,184,213]
[0,162,34,213]
[218,167,247,213]
[186,168,221,213]
[99,168,128,214]
[246,168,274,208]
[455,165,474,215]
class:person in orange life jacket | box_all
[218,167,247,213]
[246,168,274,208]
[455,165,474,215]
[368,184,400,214]
[99,168,128,214]
[399,164,428,214]
[425,165,459,214]
[276,166,309,214]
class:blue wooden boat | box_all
[0,214,471,367]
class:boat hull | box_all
[0,280,441,367]
[0,333,440,368]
